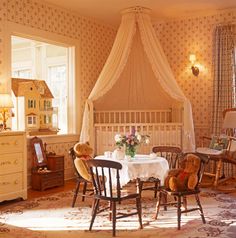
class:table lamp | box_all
[0,93,14,130]
[222,111,236,137]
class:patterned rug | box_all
[0,188,236,238]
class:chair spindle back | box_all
[87,159,122,199]
[152,146,182,169]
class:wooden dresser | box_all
[0,131,27,202]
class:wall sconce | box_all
[0,93,14,130]
[189,54,199,77]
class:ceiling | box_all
[43,0,236,26]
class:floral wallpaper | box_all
[154,9,236,145]
[0,0,116,182]
[0,0,7,89]
[0,0,116,107]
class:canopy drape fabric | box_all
[93,28,175,110]
[80,6,195,152]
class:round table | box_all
[94,154,169,187]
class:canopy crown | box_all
[121,6,151,16]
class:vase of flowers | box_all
[115,131,150,158]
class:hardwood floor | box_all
[0,179,77,208]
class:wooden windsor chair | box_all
[139,146,183,198]
[86,159,143,237]
[154,153,208,230]
[69,147,93,207]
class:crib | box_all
[94,109,183,155]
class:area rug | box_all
[0,188,236,238]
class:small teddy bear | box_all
[73,141,93,181]
[164,154,201,192]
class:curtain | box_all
[80,7,195,152]
[93,29,175,110]
[79,12,136,146]
[212,25,236,135]
[137,12,195,151]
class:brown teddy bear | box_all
[73,142,93,181]
[164,154,201,192]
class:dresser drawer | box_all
[0,172,23,194]
[0,135,24,154]
[41,172,64,189]
[47,155,64,171]
[0,153,23,175]
[31,171,64,191]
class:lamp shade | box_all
[0,93,14,108]
[189,54,196,64]
[223,111,236,128]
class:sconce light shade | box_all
[0,93,14,108]
[189,54,196,64]
[189,54,200,77]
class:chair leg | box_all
[136,197,143,229]
[154,191,162,219]
[214,159,222,188]
[177,196,181,230]
[195,194,206,224]
[89,198,100,231]
[72,181,80,207]
[82,181,87,202]
[112,201,117,237]
[137,178,143,195]
[183,196,187,214]
[163,193,167,211]
[109,201,112,221]
[154,181,158,198]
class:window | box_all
[11,36,70,134]
[47,65,67,130]
[28,117,32,124]
[12,69,32,78]
[44,115,51,124]
[27,115,37,127]
[28,99,36,109]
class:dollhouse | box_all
[11,78,58,135]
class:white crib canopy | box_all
[80,6,195,152]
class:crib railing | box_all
[94,109,183,124]
[94,123,183,156]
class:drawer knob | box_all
[0,181,10,186]
[14,159,19,165]
[14,141,19,145]
[14,180,19,185]
[0,142,10,146]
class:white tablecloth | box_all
[94,154,169,187]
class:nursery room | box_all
[0,0,236,237]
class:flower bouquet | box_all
[115,131,150,158]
